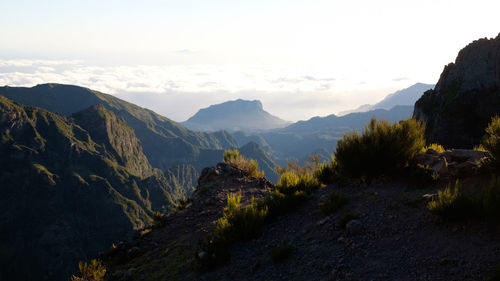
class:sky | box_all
[0,0,499,122]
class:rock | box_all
[414,34,500,148]
[317,216,330,226]
[346,220,363,235]
[431,157,448,174]
[442,149,489,163]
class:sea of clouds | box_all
[0,59,413,122]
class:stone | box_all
[346,219,363,235]
[414,34,500,148]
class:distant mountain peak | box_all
[182,99,290,132]
[338,83,434,116]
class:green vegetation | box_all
[420,143,446,153]
[427,177,500,222]
[315,157,338,184]
[223,149,264,178]
[213,193,268,242]
[482,116,500,162]
[319,191,347,216]
[427,181,481,222]
[270,243,293,263]
[71,259,106,281]
[334,117,425,180]
[409,164,439,187]
[152,211,166,228]
[197,193,268,269]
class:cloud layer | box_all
[0,59,417,121]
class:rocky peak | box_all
[414,33,500,148]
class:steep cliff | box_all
[414,34,500,148]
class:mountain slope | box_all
[98,163,500,281]
[0,84,238,171]
[414,34,500,148]
[339,83,434,115]
[182,99,290,132]
[0,96,189,281]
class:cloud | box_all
[392,77,410,82]
[0,59,405,122]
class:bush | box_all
[213,193,268,242]
[319,191,347,216]
[152,211,166,228]
[334,117,425,180]
[276,171,320,195]
[483,176,500,220]
[428,181,481,222]
[223,149,264,178]
[197,193,268,269]
[270,243,293,263]
[420,143,445,154]
[275,154,321,177]
[408,164,439,187]
[482,116,500,161]
[71,259,106,281]
[315,157,338,184]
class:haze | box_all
[1,0,499,121]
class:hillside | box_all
[97,163,500,281]
[0,96,191,281]
[182,99,290,132]
[339,83,434,115]
[414,34,500,148]
[234,105,414,165]
[0,84,238,172]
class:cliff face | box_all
[414,34,500,148]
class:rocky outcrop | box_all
[414,34,500,148]
[414,149,490,178]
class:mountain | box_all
[182,99,290,132]
[339,83,434,115]
[0,84,238,173]
[414,34,500,148]
[0,96,192,281]
[232,106,414,166]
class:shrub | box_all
[483,176,500,220]
[261,190,308,218]
[408,164,439,187]
[334,117,425,180]
[276,171,320,195]
[213,193,268,242]
[428,181,481,221]
[276,154,321,177]
[420,143,445,154]
[152,211,166,228]
[315,157,338,184]
[223,149,264,178]
[197,193,269,269]
[319,191,347,216]
[482,116,500,161]
[71,259,106,281]
[270,243,293,263]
